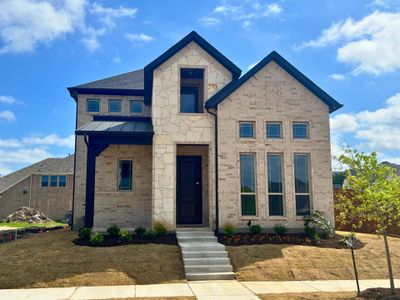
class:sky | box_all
[0,0,400,175]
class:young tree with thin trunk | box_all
[336,148,400,295]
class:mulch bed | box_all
[218,233,365,249]
[0,226,66,244]
[74,233,178,247]
[361,288,400,299]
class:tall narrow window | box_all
[180,68,204,113]
[293,122,309,139]
[294,154,311,216]
[41,176,49,187]
[87,99,100,112]
[119,160,133,191]
[239,122,255,138]
[59,175,67,187]
[109,99,122,113]
[50,175,58,187]
[267,154,284,216]
[240,154,256,216]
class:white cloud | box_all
[0,0,137,54]
[330,93,400,169]
[112,56,121,63]
[22,134,75,148]
[248,60,260,70]
[0,110,16,122]
[300,11,400,75]
[199,17,221,27]
[125,33,154,44]
[242,20,252,29]
[0,147,52,164]
[0,139,21,148]
[329,73,346,81]
[0,95,16,104]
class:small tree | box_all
[336,148,400,294]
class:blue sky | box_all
[0,0,400,175]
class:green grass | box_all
[0,221,65,229]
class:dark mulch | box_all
[218,233,364,249]
[360,288,400,299]
[74,233,178,247]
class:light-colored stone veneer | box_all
[217,61,334,229]
[151,42,232,229]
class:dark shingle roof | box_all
[381,161,400,176]
[0,155,74,193]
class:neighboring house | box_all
[0,155,74,221]
[68,31,342,232]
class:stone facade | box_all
[217,61,333,230]
[0,174,73,221]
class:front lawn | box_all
[228,231,400,281]
[0,221,65,229]
[0,228,186,289]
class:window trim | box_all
[292,122,310,140]
[267,153,285,217]
[130,100,143,114]
[239,153,257,217]
[179,67,205,114]
[293,153,312,216]
[108,99,122,113]
[118,159,133,191]
[239,121,256,139]
[266,121,283,139]
[86,99,100,113]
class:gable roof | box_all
[0,155,74,193]
[67,69,144,99]
[205,51,343,113]
[143,31,242,105]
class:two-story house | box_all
[68,31,342,232]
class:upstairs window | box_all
[119,160,133,191]
[266,122,282,139]
[50,175,58,187]
[293,122,309,139]
[239,122,255,138]
[41,175,67,187]
[41,176,49,187]
[180,68,204,113]
[109,99,122,113]
[59,175,67,187]
[130,100,143,113]
[87,99,100,112]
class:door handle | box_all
[195,182,200,185]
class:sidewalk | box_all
[0,279,398,300]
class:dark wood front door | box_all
[176,156,202,225]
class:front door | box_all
[176,156,202,225]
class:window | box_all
[239,122,255,138]
[294,154,311,216]
[59,175,66,187]
[50,175,58,187]
[130,100,143,113]
[266,122,282,139]
[108,99,122,113]
[87,99,100,112]
[41,176,49,187]
[180,68,204,113]
[240,154,256,216]
[267,154,284,216]
[119,160,133,191]
[293,122,309,139]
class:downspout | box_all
[206,107,219,234]
[70,91,78,230]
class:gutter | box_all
[206,107,219,234]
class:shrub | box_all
[311,233,321,246]
[249,224,262,234]
[154,222,168,236]
[119,229,133,243]
[222,224,235,237]
[135,226,146,237]
[78,227,92,240]
[107,224,120,238]
[340,232,358,248]
[145,229,157,240]
[274,224,287,236]
[89,232,104,246]
[304,210,333,239]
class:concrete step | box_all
[179,242,226,252]
[184,264,233,273]
[183,257,231,265]
[182,251,228,258]
[176,227,212,232]
[177,236,217,242]
[176,231,215,237]
[186,272,235,281]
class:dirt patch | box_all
[74,234,177,247]
[0,228,186,288]
[228,231,400,281]
[218,233,364,249]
